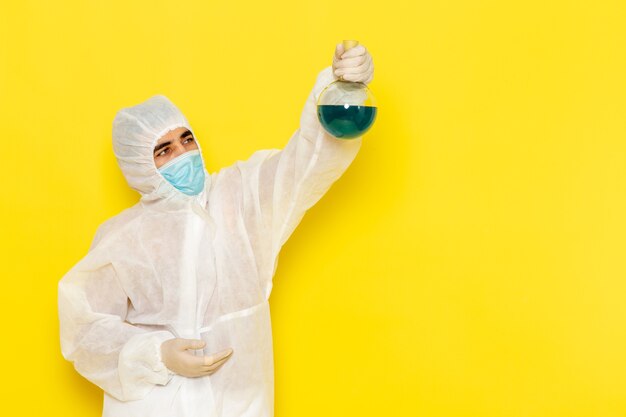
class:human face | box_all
[153,127,199,169]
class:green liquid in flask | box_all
[317,104,377,139]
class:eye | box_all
[156,147,170,157]
[183,137,195,144]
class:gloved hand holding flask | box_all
[317,40,377,139]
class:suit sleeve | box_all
[58,257,176,401]
[234,66,363,297]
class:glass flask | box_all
[317,40,377,140]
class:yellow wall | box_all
[1,1,626,415]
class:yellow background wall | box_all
[1,1,625,415]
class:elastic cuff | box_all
[152,331,177,379]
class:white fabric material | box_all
[58,66,362,417]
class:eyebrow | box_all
[153,130,193,154]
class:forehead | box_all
[155,126,190,145]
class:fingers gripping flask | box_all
[316,40,377,139]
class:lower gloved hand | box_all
[332,42,374,84]
[160,338,233,378]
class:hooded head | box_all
[112,95,209,206]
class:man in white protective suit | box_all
[57,42,374,417]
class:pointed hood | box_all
[111,95,210,208]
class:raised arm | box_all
[228,44,373,298]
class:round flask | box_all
[316,40,377,139]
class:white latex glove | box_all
[332,42,374,84]
[160,338,233,378]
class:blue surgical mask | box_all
[157,149,205,196]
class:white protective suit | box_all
[57,65,362,417]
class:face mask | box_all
[157,149,205,196]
